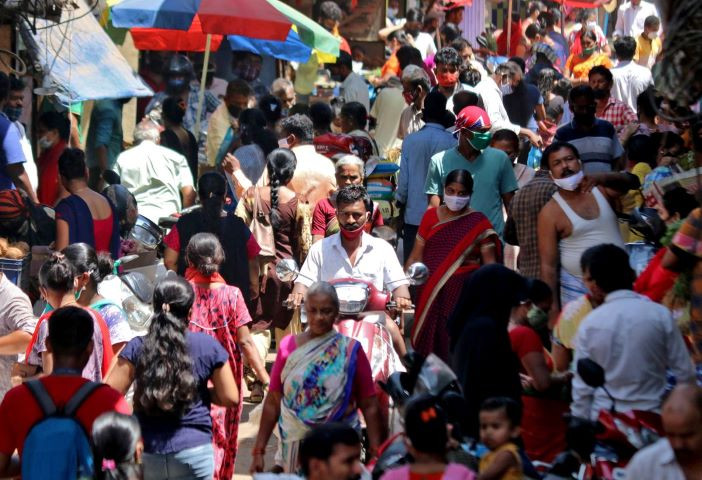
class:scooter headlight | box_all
[335,284,370,315]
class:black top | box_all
[160,128,198,183]
[175,210,252,299]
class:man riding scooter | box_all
[287,185,412,358]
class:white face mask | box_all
[387,7,398,18]
[352,60,364,74]
[500,83,513,96]
[38,136,54,150]
[551,170,584,191]
[443,193,471,211]
[586,21,597,28]
[647,31,658,40]
[278,137,289,149]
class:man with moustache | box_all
[537,141,638,309]
[626,384,702,479]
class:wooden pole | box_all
[507,0,513,55]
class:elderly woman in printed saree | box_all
[250,282,384,474]
[405,169,501,361]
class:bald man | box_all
[626,384,702,480]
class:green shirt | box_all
[85,99,124,170]
[424,146,518,236]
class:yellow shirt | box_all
[479,442,523,480]
[634,34,662,69]
[566,52,613,80]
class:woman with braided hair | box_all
[236,148,309,342]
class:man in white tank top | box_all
[537,141,640,312]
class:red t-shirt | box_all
[164,224,261,259]
[311,197,384,236]
[509,325,554,372]
[0,376,130,457]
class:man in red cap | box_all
[424,106,518,237]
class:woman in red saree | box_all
[406,169,501,361]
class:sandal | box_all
[249,381,266,403]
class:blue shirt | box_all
[0,114,26,190]
[424,146,518,236]
[555,119,624,174]
[397,123,457,225]
[120,331,228,454]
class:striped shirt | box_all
[554,119,624,174]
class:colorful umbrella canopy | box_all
[130,16,224,52]
[111,0,292,41]
[228,28,312,63]
[267,0,340,57]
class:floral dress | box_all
[189,283,252,480]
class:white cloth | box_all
[613,0,660,39]
[13,121,37,190]
[297,232,409,292]
[471,77,521,136]
[289,144,336,208]
[341,72,370,113]
[0,273,36,400]
[115,141,194,224]
[625,439,686,480]
[412,32,437,60]
[611,60,654,112]
[206,102,233,167]
[571,290,695,421]
[370,85,405,155]
[553,187,624,279]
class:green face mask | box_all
[582,46,596,56]
[527,306,548,330]
[467,131,492,151]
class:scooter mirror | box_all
[406,263,429,286]
[276,258,300,283]
[118,255,139,264]
[577,358,606,389]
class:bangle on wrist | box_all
[252,447,266,455]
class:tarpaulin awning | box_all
[20,0,152,103]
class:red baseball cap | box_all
[454,106,491,133]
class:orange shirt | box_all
[566,52,613,80]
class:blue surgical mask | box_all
[4,106,22,122]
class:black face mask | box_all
[227,104,242,118]
[574,105,597,126]
[166,78,188,95]
[593,88,609,99]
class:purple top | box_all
[120,331,228,454]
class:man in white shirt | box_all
[5,77,36,192]
[571,244,695,421]
[330,51,370,113]
[626,384,702,480]
[404,8,437,60]
[288,185,411,355]
[115,120,196,224]
[613,0,659,39]
[611,36,653,111]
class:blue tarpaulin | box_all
[228,29,311,63]
[20,0,152,103]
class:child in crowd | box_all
[92,412,143,480]
[381,393,475,480]
[477,397,523,480]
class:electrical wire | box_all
[32,0,100,30]
[0,48,27,75]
